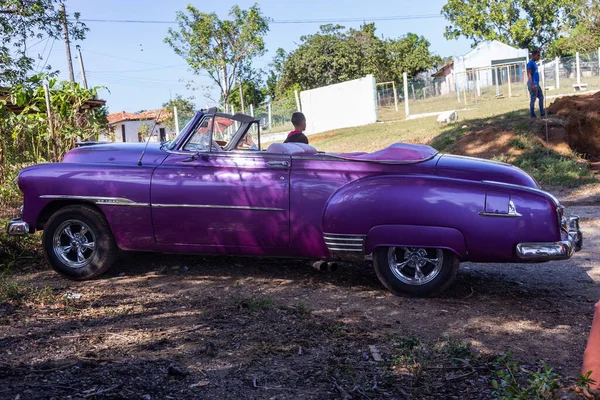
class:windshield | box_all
[166,115,198,150]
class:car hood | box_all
[436,154,538,188]
[62,142,168,166]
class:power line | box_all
[78,14,443,25]
[35,37,51,71]
[38,38,56,73]
[87,64,187,73]
[80,48,172,67]
[87,71,189,84]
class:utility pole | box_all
[173,105,179,133]
[238,75,245,114]
[43,82,58,161]
[60,3,75,88]
[77,48,88,89]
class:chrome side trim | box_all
[479,200,522,218]
[481,180,560,206]
[151,203,285,212]
[39,195,149,207]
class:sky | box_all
[33,0,473,113]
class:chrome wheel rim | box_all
[387,247,443,286]
[53,220,96,269]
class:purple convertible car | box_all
[7,108,583,296]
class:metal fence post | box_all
[507,65,512,98]
[455,71,461,104]
[540,59,545,89]
[294,90,301,112]
[392,82,398,112]
[555,56,560,89]
[403,72,409,118]
[495,67,500,96]
[267,103,272,128]
[576,52,581,85]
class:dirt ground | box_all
[547,91,600,162]
[0,195,598,399]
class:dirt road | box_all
[0,202,598,399]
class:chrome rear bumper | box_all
[516,216,583,261]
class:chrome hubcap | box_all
[53,220,96,269]
[387,247,443,285]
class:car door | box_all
[151,150,291,248]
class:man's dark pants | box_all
[528,81,545,118]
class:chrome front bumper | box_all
[6,219,30,236]
[516,216,583,261]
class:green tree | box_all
[0,0,87,85]
[387,34,443,82]
[162,94,196,131]
[548,0,600,56]
[228,66,266,111]
[265,48,287,100]
[441,0,578,51]
[277,24,439,94]
[164,4,269,110]
[1,74,106,174]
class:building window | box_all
[159,128,166,142]
[121,125,126,142]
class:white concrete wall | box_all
[100,121,175,143]
[300,75,378,135]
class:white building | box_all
[433,40,528,95]
[101,109,176,143]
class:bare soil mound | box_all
[547,92,600,159]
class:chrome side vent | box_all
[324,233,366,253]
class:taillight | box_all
[557,205,567,232]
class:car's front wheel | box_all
[42,205,118,280]
[373,247,459,297]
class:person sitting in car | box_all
[284,112,309,144]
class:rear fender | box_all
[365,225,468,259]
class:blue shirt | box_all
[527,59,539,85]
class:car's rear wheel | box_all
[42,205,118,280]
[373,246,459,297]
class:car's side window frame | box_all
[181,114,217,153]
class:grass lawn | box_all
[310,97,531,153]
[304,95,596,188]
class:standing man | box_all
[527,49,545,119]
[284,112,309,144]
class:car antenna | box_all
[137,109,164,167]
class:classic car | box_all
[7,108,583,297]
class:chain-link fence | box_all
[376,81,406,121]
[382,48,600,120]
[254,94,298,134]
[540,52,600,96]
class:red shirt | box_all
[284,130,309,144]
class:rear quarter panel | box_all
[323,175,560,262]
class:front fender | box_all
[365,225,468,259]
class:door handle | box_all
[267,161,290,168]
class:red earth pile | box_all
[547,91,600,160]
